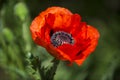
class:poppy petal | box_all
[75,25,100,65]
[69,14,82,34]
[41,7,72,31]
[45,44,72,61]
[30,7,100,66]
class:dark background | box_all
[0,0,120,80]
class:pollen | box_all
[51,31,74,47]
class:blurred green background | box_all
[0,0,120,80]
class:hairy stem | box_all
[37,58,60,80]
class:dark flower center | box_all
[50,31,74,47]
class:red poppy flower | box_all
[30,7,100,65]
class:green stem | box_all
[46,58,60,80]
[37,58,60,80]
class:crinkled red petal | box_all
[75,25,100,65]
[30,7,100,66]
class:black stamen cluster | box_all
[50,31,74,47]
